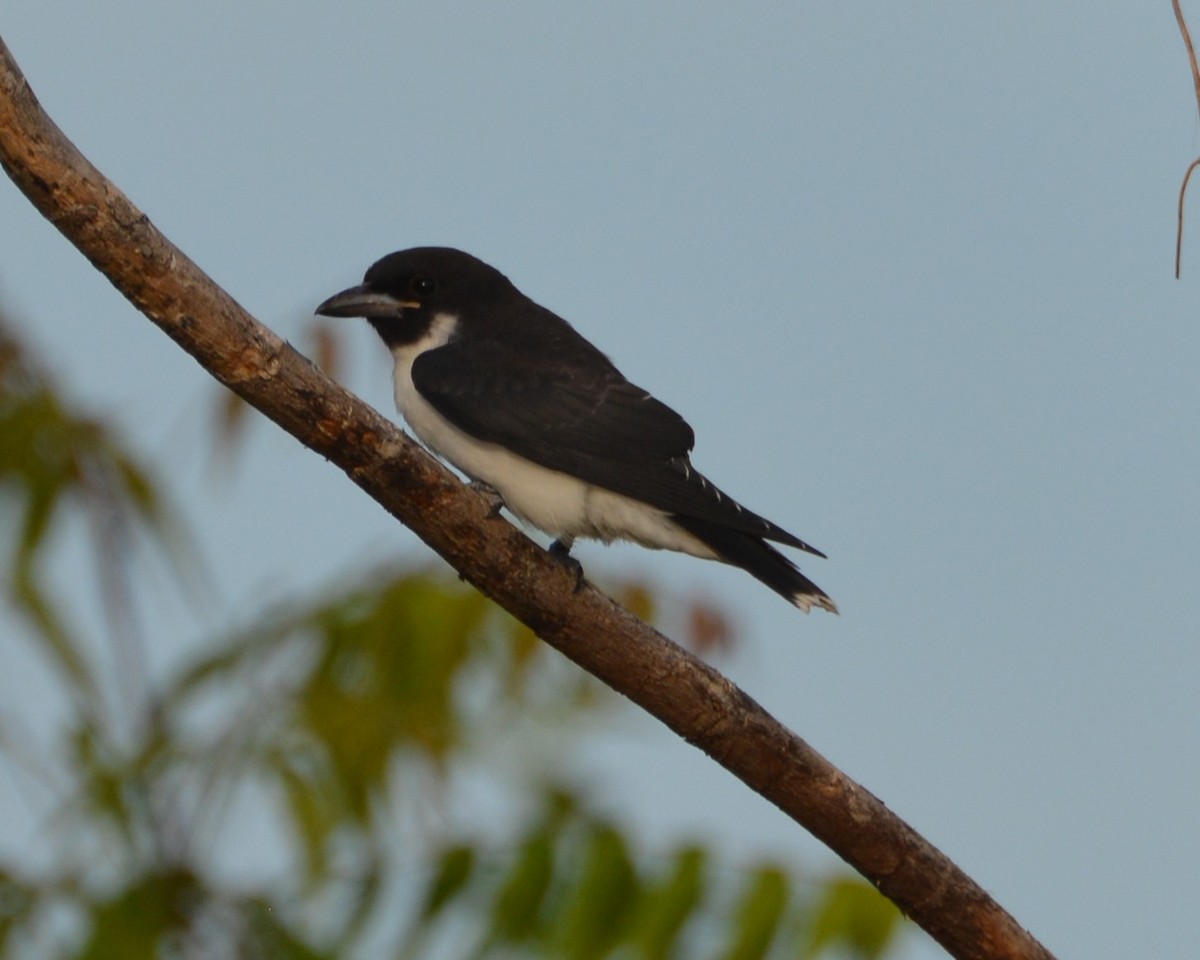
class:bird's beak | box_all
[315,285,420,319]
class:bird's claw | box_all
[549,538,585,592]
[468,479,505,518]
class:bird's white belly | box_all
[390,316,715,559]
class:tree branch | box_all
[0,35,1055,960]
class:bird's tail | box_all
[671,516,838,614]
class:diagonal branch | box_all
[0,35,1055,960]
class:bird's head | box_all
[316,246,514,348]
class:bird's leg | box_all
[548,536,585,592]
[467,478,505,518]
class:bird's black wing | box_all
[411,337,824,555]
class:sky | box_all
[1,3,1197,958]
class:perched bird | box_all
[316,247,836,613]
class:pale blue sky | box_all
[2,4,1197,958]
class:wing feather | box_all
[412,340,823,555]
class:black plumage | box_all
[317,247,835,613]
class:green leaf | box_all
[9,564,94,702]
[239,896,335,959]
[273,753,341,888]
[73,869,200,960]
[552,823,638,960]
[420,844,476,922]
[718,865,789,960]
[70,724,137,846]
[633,845,707,960]
[0,869,38,950]
[294,576,491,822]
[488,830,555,945]
[804,878,904,960]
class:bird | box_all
[316,247,836,613]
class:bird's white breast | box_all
[389,313,715,559]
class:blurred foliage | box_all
[0,314,908,958]
[0,323,164,701]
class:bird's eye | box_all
[412,277,436,296]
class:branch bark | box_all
[0,35,1055,960]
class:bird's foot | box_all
[467,479,505,518]
[549,538,585,592]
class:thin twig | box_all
[1173,0,1200,276]
[1176,158,1200,279]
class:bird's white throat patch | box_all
[389,311,463,461]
